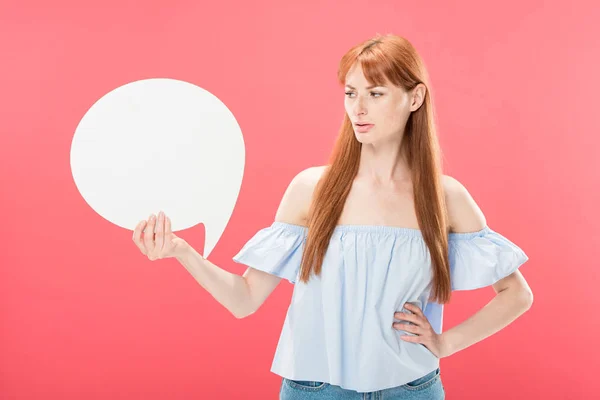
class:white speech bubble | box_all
[70,78,245,257]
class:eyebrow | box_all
[345,84,384,90]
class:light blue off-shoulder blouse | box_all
[232,222,529,393]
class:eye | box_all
[344,92,383,98]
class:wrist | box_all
[175,240,194,261]
[440,332,455,358]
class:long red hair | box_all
[297,34,452,304]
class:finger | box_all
[133,220,148,255]
[155,211,165,253]
[144,214,156,254]
[404,303,425,318]
[400,335,421,343]
[393,322,421,335]
[165,214,172,236]
[394,312,419,325]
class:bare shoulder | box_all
[442,174,487,233]
[274,165,329,226]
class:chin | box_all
[354,132,378,144]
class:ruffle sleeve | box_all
[232,221,307,284]
[448,226,529,291]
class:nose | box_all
[353,97,367,116]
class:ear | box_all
[410,84,427,112]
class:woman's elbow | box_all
[518,288,534,310]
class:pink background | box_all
[1,0,598,398]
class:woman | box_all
[132,34,533,399]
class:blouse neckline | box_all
[272,221,491,240]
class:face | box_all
[344,63,426,144]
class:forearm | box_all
[442,288,533,356]
[175,243,253,319]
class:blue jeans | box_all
[280,368,444,399]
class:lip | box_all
[354,122,374,126]
[355,123,374,133]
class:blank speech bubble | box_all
[70,78,245,258]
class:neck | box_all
[356,137,411,185]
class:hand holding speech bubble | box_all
[70,78,245,258]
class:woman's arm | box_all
[175,245,280,319]
[440,175,534,356]
[441,273,533,356]
[176,166,325,319]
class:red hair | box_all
[297,34,452,304]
